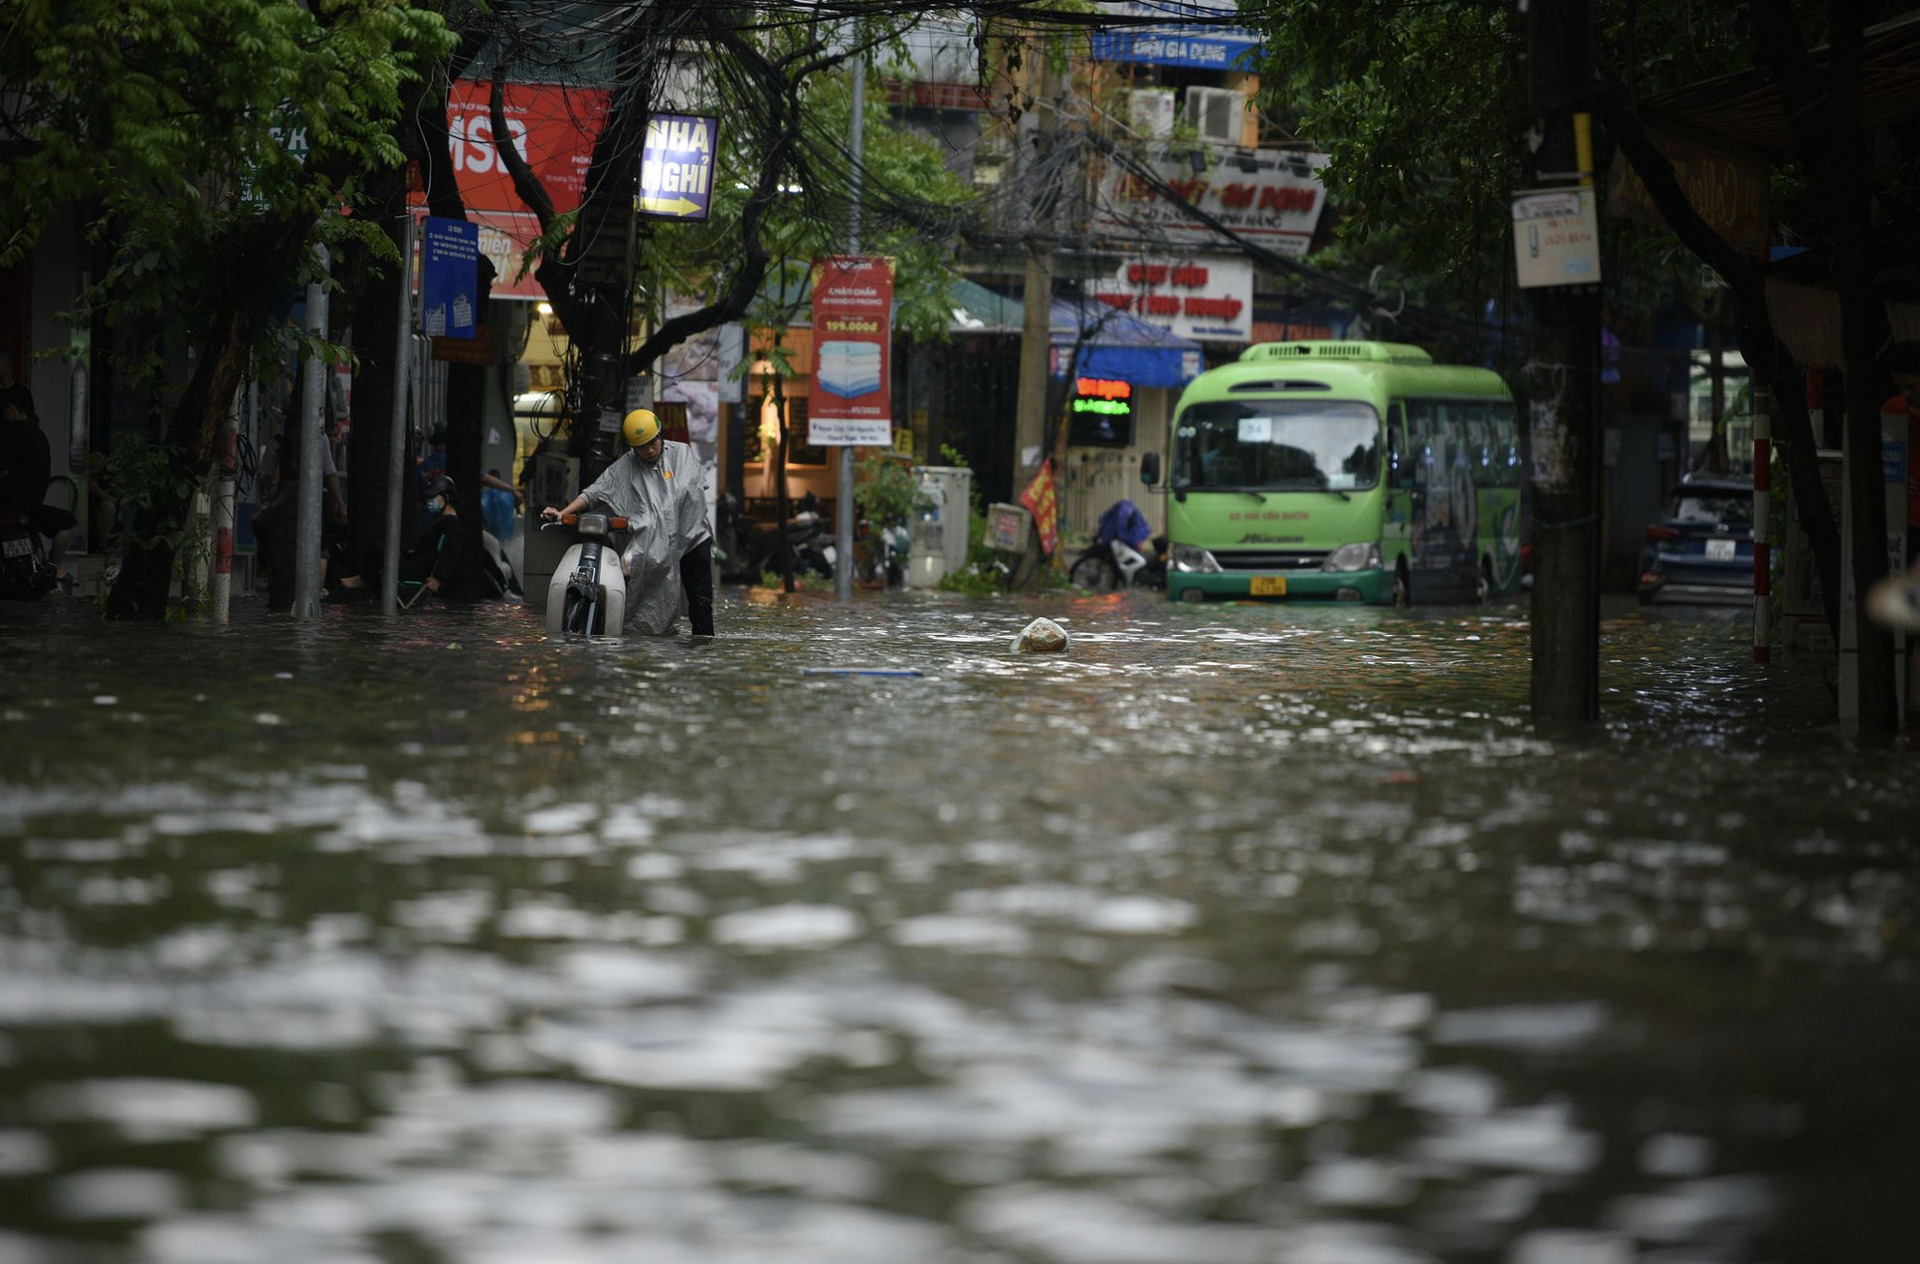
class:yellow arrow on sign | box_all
[639,195,704,217]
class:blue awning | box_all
[1049,299,1202,389]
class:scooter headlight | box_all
[1320,542,1382,573]
[1170,544,1223,574]
[576,513,610,537]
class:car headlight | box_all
[1320,542,1382,573]
[1170,544,1223,574]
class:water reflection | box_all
[0,593,1913,1262]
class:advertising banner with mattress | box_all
[809,256,895,446]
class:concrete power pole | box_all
[1524,0,1604,725]
[1014,53,1063,504]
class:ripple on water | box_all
[0,596,1908,1263]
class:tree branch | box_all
[491,68,557,232]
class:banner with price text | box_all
[809,256,894,446]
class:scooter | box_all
[543,512,629,637]
[0,511,57,600]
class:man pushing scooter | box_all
[542,409,715,638]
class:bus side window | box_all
[1405,400,1435,488]
[1388,402,1412,489]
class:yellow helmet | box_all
[622,408,661,448]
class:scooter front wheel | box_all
[1069,552,1119,594]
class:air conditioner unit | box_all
[1183,86,1243,145]
[1129,89,1176,140]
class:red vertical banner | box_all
[1020,458,1059,557]
[809,256,894,446]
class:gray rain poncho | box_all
[579,440,711,635]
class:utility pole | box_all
[836,50,864,602]
[381,214,415,615]
[1524,0,1603,724]
[1014,51,1063,503]
[209,389,240,623]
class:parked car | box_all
[1637,475,1754,603]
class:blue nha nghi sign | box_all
[639,114,717,221]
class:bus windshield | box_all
[1172,400,1381,493]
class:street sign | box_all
[421,216,479,339]
[639,114,717,220]
[1512,188,1602,289]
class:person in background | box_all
[0,385,77,591]
[481,468,520,543]
[418,423,521,531]
[333,473,464,605]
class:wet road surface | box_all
[0,590,1915,1263]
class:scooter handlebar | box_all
[542,512,629,529]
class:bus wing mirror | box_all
[1139,451,1161,486]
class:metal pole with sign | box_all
[382,214,416,615]
[837,53,865,602]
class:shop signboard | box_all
[1088,255,1253,342]
[1069,377,1136,447]
[442,81,608,215]
[639,114,718,220]
[1096,148,1330,257]
[809,256,895,446]
[411,82,608,302]
[1088,1,1260,69]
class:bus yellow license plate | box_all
[1250,576,1288,596]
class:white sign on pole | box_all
[1512,188,1602,288]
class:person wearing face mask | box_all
[338,472,467,604]
[542,408,713,638]
[396,473,465,604]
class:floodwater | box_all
[0,590,1914,1264]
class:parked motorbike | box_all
[0,511,57,600]
[543,512,629,637]
[718,492,835,583]
[857,516,910,588]
[1067,534,1168,594]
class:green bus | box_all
[1142,340,1523,605]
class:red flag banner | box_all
[1020,458,1059,556]
[809,256,894,446]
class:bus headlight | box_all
[1320,542,1382,573]
[1170,545,1224,574]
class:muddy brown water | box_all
[0,590,1914,1263]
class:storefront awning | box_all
[949,278,1025,333]
[1050,298,1203,389]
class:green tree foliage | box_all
[628,62,975,344]
[1241,0,1763,328]
[0,0,452,616]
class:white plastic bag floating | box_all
[1011,616,1070,654]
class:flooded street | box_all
[1,591,1915,1264]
